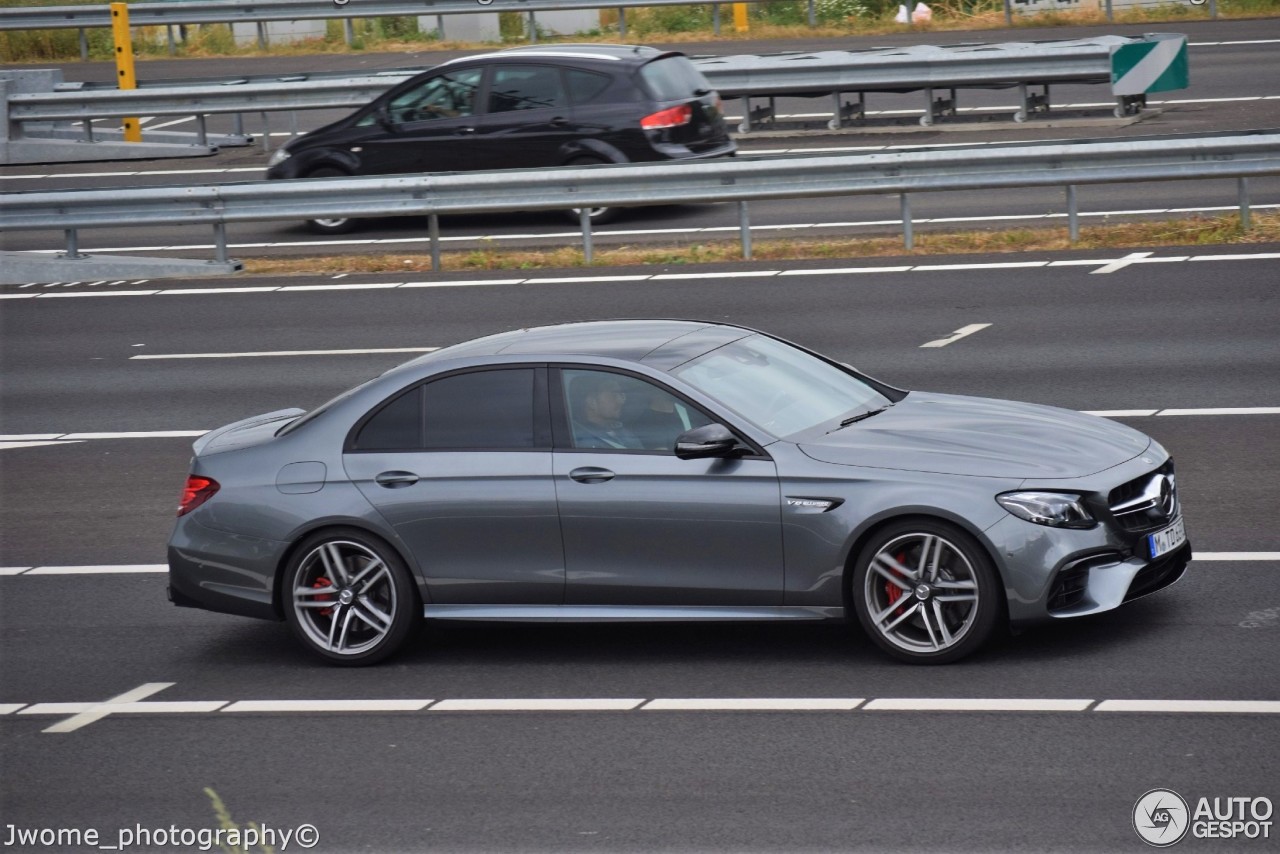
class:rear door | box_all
[466,63,578,169]
[343,366,564,604]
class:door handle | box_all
[455,126,476,135]
[375,471,419,488]
[569,466,615,484]
[550,116,570,127]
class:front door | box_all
[355,67,485,175]
[551,368,785,606]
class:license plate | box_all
[1147,517,1187,559]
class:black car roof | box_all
[442,44,674,69]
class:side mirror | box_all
[374,104,395,130]
[674,423,740,460]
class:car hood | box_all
[797,392,1150,479]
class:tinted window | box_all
[566,69,613,104]
[354,387,422,450]
[488,65,567,113]
[639,56,711,101]
[380,68,482,125]
[561,369,712,452]
[423,369,535,449]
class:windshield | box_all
[670,335,891,438]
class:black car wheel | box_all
[562,157,620,225]
[283,528,419,665]
[852,519,1001,664]
[304,167,358,234]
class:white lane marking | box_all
[1096,700,1280,713]
[24,565,168,575]
[0,434,61,440]
[651,271,782,280]
[273,282,399,292]
[28,682,179,733]
[1191,253,1280,262]
[1194,552,1280,561]
[399,278,525,289]
[1191,39,1280,45]
[920,322,992,348]
[913,262,1048,271]
[1082,409,1161,417]
[0,440,85,450]
[643,698,865,710]
[1159,407,1280,416]
[131,347,439,360]
[1091,251,1154,274]
[224,700,432,712]
[161,286,282,295]
[430,699,645,712]
[864,698,1094,712]
[0,568,32,576]
[35,290,163,299]
[0,704,27,714]
[532,275,652,284]
[780,266,912,275]
[62,431,207,439]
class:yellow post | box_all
[733,2,749,32]
[110,2,141,142]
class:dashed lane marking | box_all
[8,683,1280,733]
[920,323,992,348]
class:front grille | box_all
[1123,543,1191,602]
[1048,564,1090,612]
[1108,459,1178,533]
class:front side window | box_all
[670,335,891,438]
[353,369,536,451]
[488,65,568,113]
[561,369,712,452]
[381,68,483,125]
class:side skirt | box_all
[423,604,845,622]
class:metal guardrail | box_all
[3,130,1274,277]
[3,35,1182,156]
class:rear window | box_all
[639,56,711,102]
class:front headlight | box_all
[997,492,1095,529]
[266,148,291,168]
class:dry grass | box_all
[240,212,1279,276]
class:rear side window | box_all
[639,56,711,102]
[566,69,613,104]
[488,65,568,113]
[353,369,537,451]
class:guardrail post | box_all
[233,113,245,136]
[260,112,271,153]
[808,0,816,27]
[343,19,355,47]
[618,8,627,37]
[64,229,82,260]
[900,194,913,250]
[1209,0,1218,18]
[1238,178,1251,230]
[214,223,229,263]
[528,11,538,43]
[166,25,176,55]
[738,201,752,260]
[436,15,445,39]
[1003,0,1012,26]
[82,118,95,142]
[579,209,594,264]
[110,2,141,143]
[429,214,441,272]
[713,4,721,36]
[78,29,89,62]
[196,114,208,146]
[256,22,268,50]
[1105,0,1113,21]
[1066,185,1079,243]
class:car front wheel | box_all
[304,167,358,234]
[283,528,419,665]
[852,520,1001,664]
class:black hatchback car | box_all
[265,44,735,233]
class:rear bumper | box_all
[167,516,286,621]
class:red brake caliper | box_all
[884,550,908,616]
[312,578,335,617]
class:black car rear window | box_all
[639,56,710,102]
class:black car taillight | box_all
[178,475,219,517]
[641,104,693,130]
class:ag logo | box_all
[1134,789,1190,846]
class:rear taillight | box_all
[641,104,693,130]
[178,475,219,517]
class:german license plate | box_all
[1148,517,1186,559]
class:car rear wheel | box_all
[304,167,357,234]
[852,520,1001,664]
[562,157,620,225]
[284,529,419,665]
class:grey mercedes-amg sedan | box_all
[168,320,1190,665]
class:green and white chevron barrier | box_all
[1111,33,1189,96]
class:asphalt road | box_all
[4,19,1280,260]
[2,250,1278,852]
